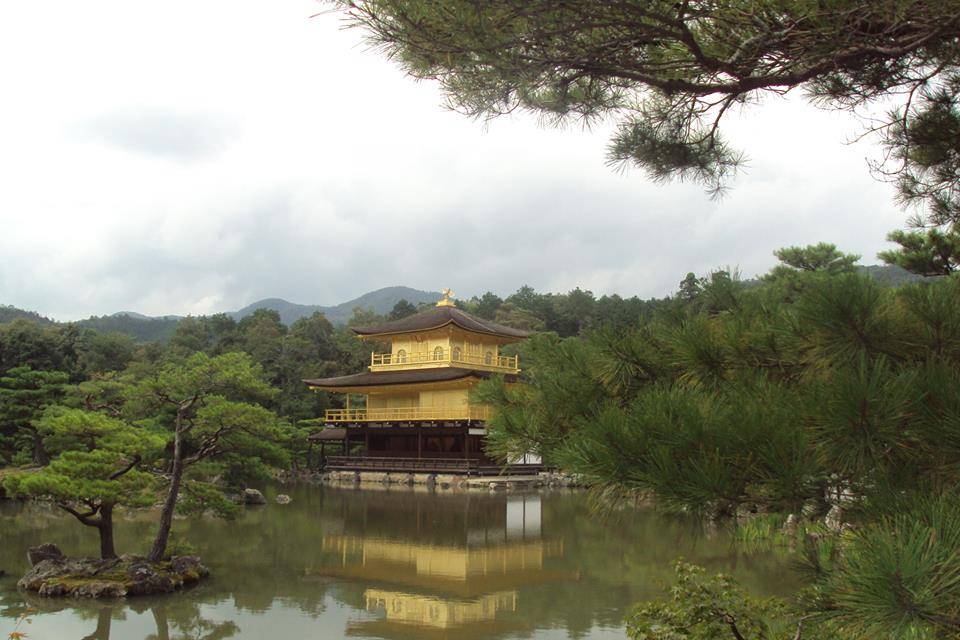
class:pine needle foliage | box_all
[2,409,162,559]
[802,495,960,639]
[482,272,960,514]
[331,1,960,222]
[478,267,960,638]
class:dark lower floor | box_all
[323,455,542,475]
[308,424,542,475]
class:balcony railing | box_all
[370,349,519,372]
[325,406,492,423]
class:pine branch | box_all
[57,502,101,527]
[108,454,142,480]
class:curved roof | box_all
[353,306,531,340]
[304,367,517,390]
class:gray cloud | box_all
[80,108,237,161]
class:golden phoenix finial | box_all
[437,288,456,307]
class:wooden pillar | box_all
[464,428,470,459]
[364,427,370,457]
[417,429,422,460]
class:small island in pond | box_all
[18,544,208,598]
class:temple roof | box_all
[304,367,517,390]
[352,306,532,341]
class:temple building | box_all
[304,289,535,474]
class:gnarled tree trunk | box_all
[149,426,183,562]
[148,396,197,563]
[58,501,118,560]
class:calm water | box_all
[0,484,797,639]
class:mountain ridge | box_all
[0,268,929,342]
[0,286,443,342]
[229,286,442,325]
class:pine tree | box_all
[387,299,418,320]
[2,408,162,559]
[0,367,69,465]
[677,273,703,302]
[480,271,960,638]
[880,225,960,276]
[125,352,284,562]
[330,1,960,220]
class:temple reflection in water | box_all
[310,490,567,639]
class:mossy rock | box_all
[18,553,209,598]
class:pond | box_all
[0,484,798,640]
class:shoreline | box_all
[282,469,586,491]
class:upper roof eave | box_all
[352,306,531,341]
[304,366,518,390]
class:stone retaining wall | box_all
[314,469,585,491]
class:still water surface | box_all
[0,484,796,639]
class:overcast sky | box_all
[0,1,909,321]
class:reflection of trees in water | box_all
[18,599,239,640]
[1,485,799,640]
[0,581,29,622]
[80,608,112,640]
[144,604,239,640]
[0,493,336,620]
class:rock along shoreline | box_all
[19,544,209,598]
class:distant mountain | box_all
[0,305,179,342]
[857,264,931,286]
[0,305,55,325]
[110,311,181,321]
[111,311,153,320]
[76,314,181,343]
[231,286,442,325]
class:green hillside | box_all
[76,313,181,343]
[230,286,441,325]
[0,305,55,325]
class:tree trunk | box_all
[152,607,170,640]
[31,429,50,466]
[148,426,184,562]
[98,503,117,559]
[81,608,112,640]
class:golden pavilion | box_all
[304,289,535,474]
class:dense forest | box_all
[0,265,926,347]
[0,252,940,468]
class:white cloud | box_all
[0,0,908,321]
